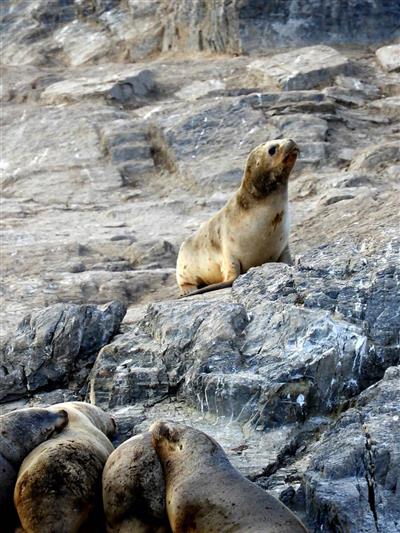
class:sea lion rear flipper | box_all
[179,280,234,298]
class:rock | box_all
[0,301,126,402]
[376,44,400,72]
[2,2,400,529]
[349,142,400,171]
[149,96,275,190]
[248,46,351,91]
[53,21,111,67]
[41,66,156,105]
[304,365,400,533]
[175,79,225,100]
[126,240,178,269]
[102,0,163,62]
[160,0,400,54]
[369,96,400,119]
[89,238,400,426]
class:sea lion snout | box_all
[282,138,299,154]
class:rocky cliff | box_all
[1,1,399,532]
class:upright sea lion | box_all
[176,138,299,296]
[14,402,115,533]
[151,420,308,533]
[0,407,68,532]
[103,432,171,533]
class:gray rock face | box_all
[2,0,399,67]
[89,238,400,425]
[305,366,400,533]
[0,301,126,402]
[161,0,400,54]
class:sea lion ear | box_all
[150,420,171,442]
[108,416,117,437]
[55,409,69,431]
[150,420,182,444]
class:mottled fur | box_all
[14,402,115,533]
[103,432,171,533]
[0,407,68,533]
[151,421,308,533]
[177,139,299,296]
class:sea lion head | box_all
[242,138,299,197]
[0,408,68,464]
[150,420,223,464]
[51,402,116,437]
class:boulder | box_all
[248,46,351,91]
[41,66,156,105]
[0,301,126,402]
[376,44,400,72]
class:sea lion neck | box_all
[241,162,291,199]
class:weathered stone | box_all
[148,96,276,190]
[349,142,400,171]
[175,79,225,100]
[304,366,400,533]
[248,46,351,91]
[103,1,163,62]
[89,238,400,426]
[41,66,156,105]
[160,0,400,54]
[0,301,126,402]
[376,44,400,72]
[53,21,111,67]
[369,96,400,119]
[2,3,400,530]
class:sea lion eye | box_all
[268,145,277,156]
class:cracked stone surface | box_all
[305,366,400,533]
[1,2,400,532]
[0,301,126,402]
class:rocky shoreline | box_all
[1,1,399,531]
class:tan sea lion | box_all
[14,401,115,533]
[103,432,171,533]
[176,138,298,296]
[151,420,308,533]
[0,407,68,533]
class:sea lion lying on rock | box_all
[176,138,299,296]
[0,407,68,532]
[150,420,308,533]
[103,432,171,533]
[14,402,115,533]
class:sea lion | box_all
[151,420,308,533]
[176,138,298,296]
[0,407,68,533]
[14,401,115,533]
[103,432,171,533]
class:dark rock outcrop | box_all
[0,301,126,402]
[305,366,400,533]
[89,238,399,425]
